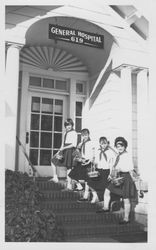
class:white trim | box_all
[28,87,70,96]
[20,64,89,80]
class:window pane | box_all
[75,118,82,132]
[54,133,62,148]
[76,102,82,116]
[41,98,53,113]
[40,132,52,148]
[53,150,59,157]
[76,83,83,93]
[29,149,38,165]
[31,97,40,112]
[55,99,63,114]
[40,150,51,165]
[41,115,52,131]
[31,114,40,130]
[54,116,62,131]
[29,76,41,87]
[30,132,39,147]
[56,80,67,90]
[43,78,54,88]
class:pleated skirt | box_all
[51,147,75,170]
[69,162,91,181]
[107,172,137,199]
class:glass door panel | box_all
[29,95,65,166]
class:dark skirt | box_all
[107,172,137,199]
[87,169,110,201]
[69,162,91,182]
[51,147,75,170]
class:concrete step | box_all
[41,189,81,200]
[37,179,146,242]
[67,231,147,242]
[63,222,143,240]
[36,180,65,190]
[55,211,123,224]
[40,200,99,212]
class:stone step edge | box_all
[55,212,123,221]
[63,224,143,237]
[66,231,147,241]
[56,217,123,225]
[60,221,142,228]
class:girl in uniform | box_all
[97,137,137,224]
[50,118,78,190]
[88,137,116,203]
[69,128,93,200]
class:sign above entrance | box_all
[49,24,104,49]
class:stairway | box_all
[37,178,146,242]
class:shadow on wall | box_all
[5,6,62,29]
[89,60,113,108]
[89,62,121,108]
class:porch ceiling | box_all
[5,5,63,28]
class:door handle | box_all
[26,132,29,144]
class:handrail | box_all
[16,136,37,181]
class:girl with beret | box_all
[97,136,137,224]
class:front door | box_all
[27,92,67,172]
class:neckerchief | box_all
[81,137,91,154]
[98,146,109,161]
[113,150,126,168]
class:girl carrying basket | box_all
[50,118,78,190]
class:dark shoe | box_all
[77,197,89,202]
[119,220,130,225]
[96,209,110,213]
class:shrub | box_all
[5,169,64,242]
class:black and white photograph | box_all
[2,0,156,248]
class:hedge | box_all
[5,169,64,242]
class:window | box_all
[29,75,68,92]
[30,76,41,87]
[75,101,83,143]
[29,96,63,166]
[76,81,86,94]
[43,78,54,88]
[56,80,67,90]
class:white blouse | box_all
[115,151,134,172]
[81,140,94,161]
[64,130,77,147]
[95,148,116,170]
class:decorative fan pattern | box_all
[20,46,88,73]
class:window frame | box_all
[29,74,69,93]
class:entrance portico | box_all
[5,5,149,182]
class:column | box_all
[18,71,29,173]
[119,67,133,155]
[5,43,23,171]
[69,79,76,121]
[137,69,149,181]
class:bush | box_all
[5,169,64,242]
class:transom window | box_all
[29,75,68,92]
